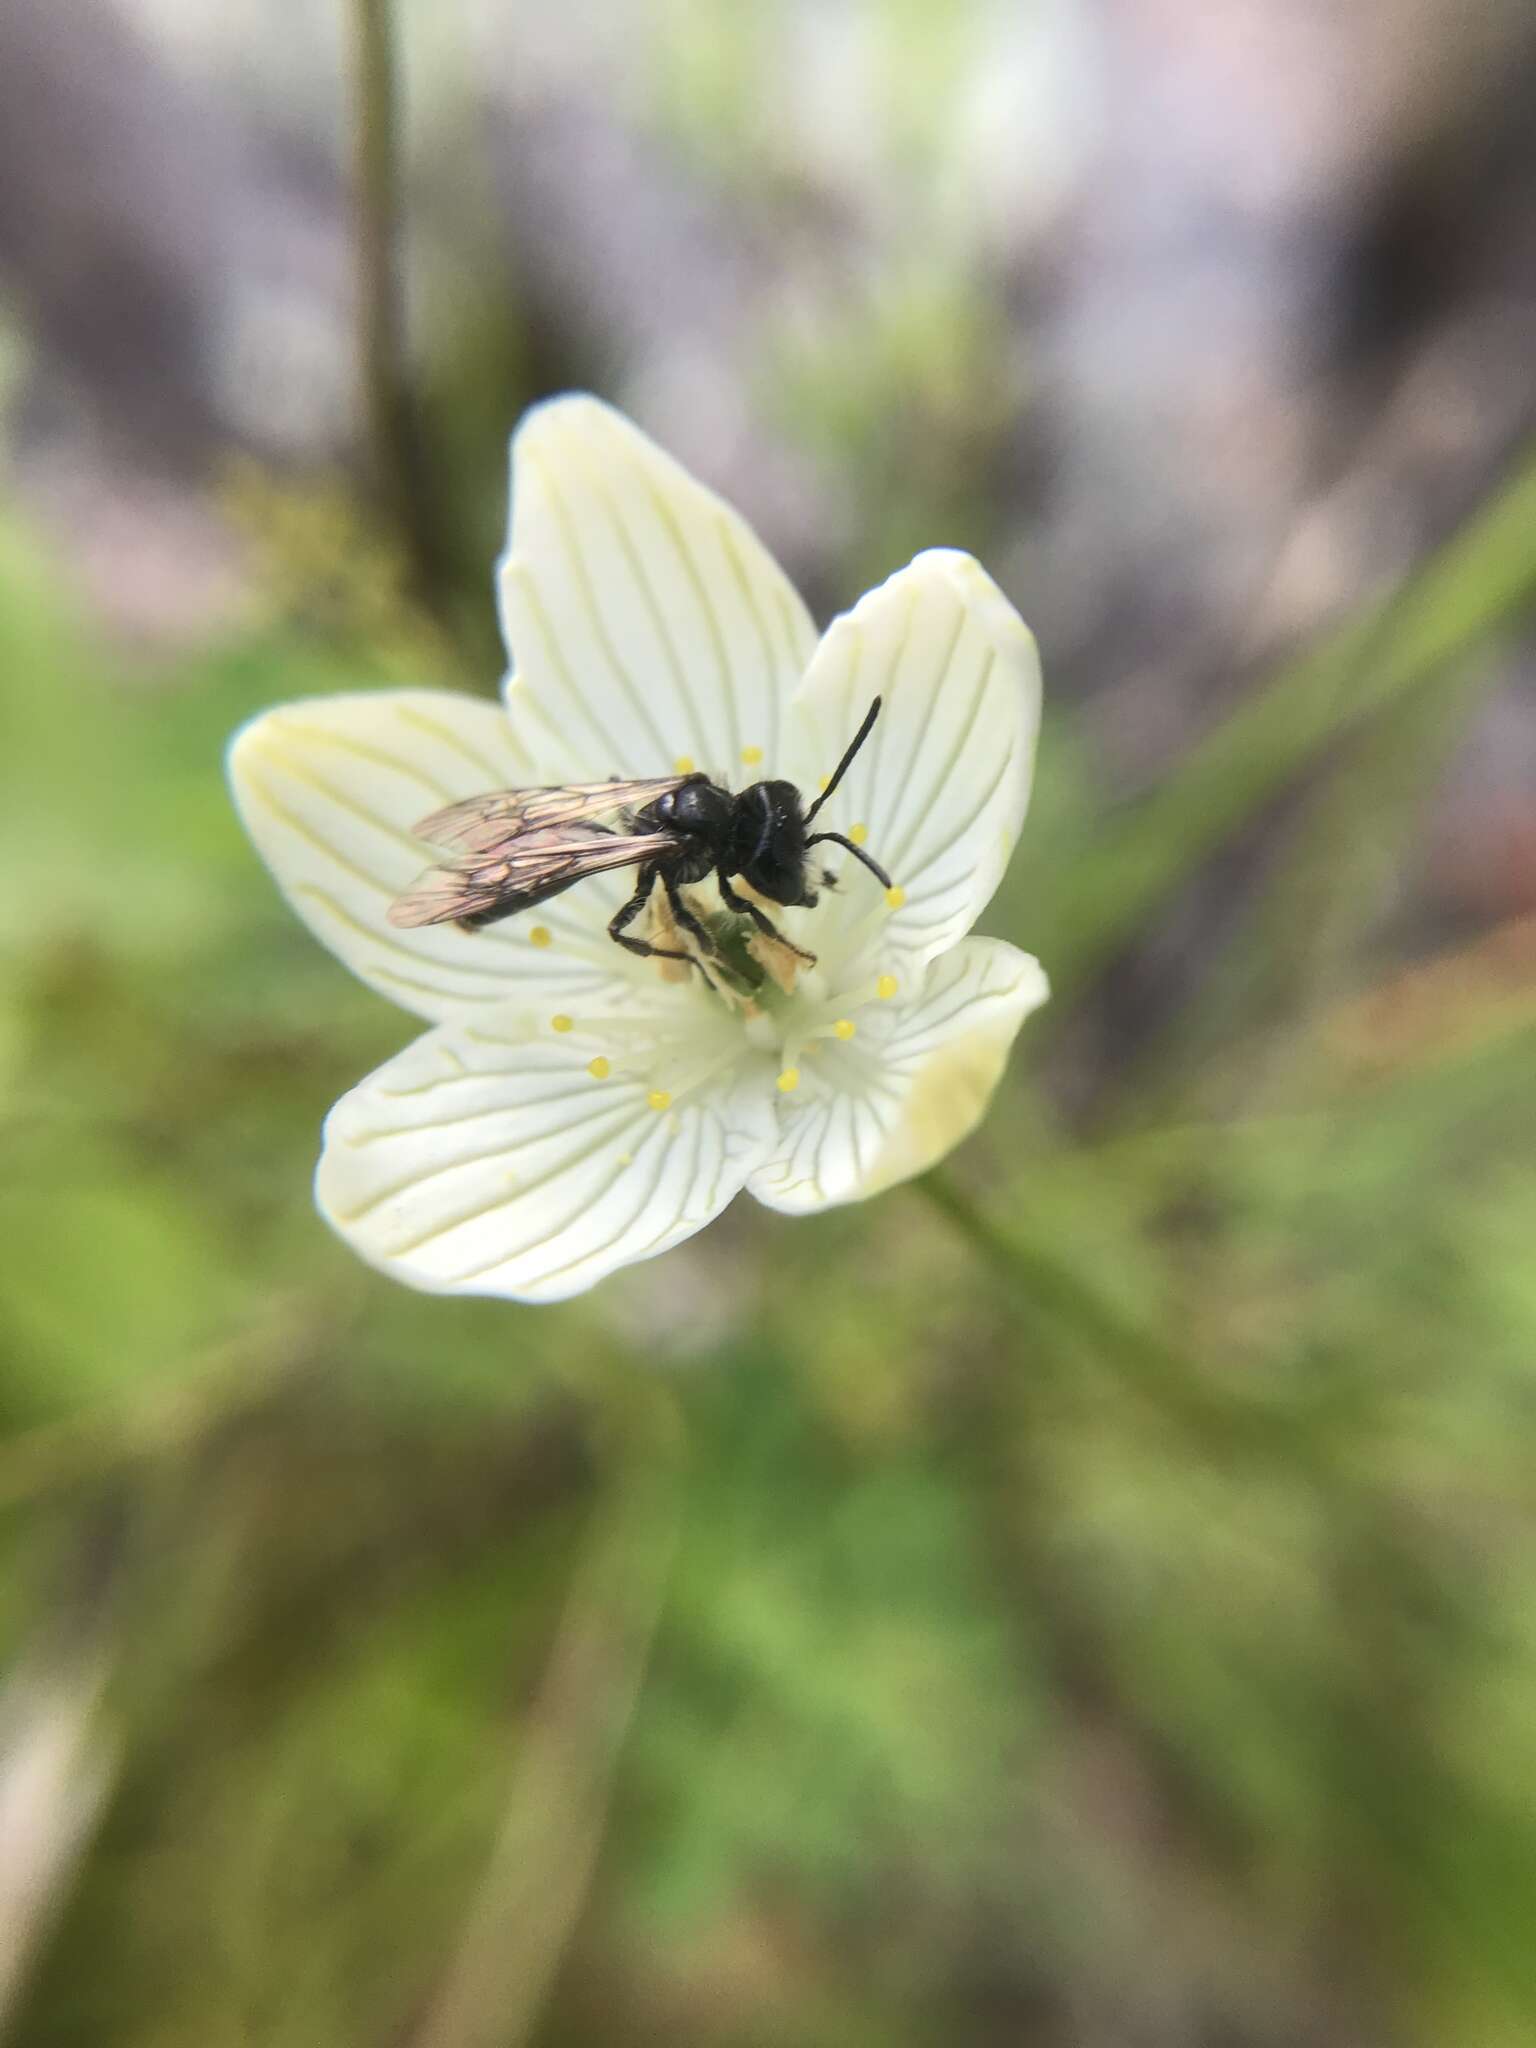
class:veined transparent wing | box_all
[387,825,679,930]
[410,777,691,855]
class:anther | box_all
[850,823,868,845]
[833,1019,856,1040]
[884,886,906,910]
[529,925,553,948]
[588,1056,611,1079]
[876,974,898,1000]
[776,1068,801,1093]
[647,1089,672,1112]
[673,754,695,774]
[551,1014,573,1033]
[740,745,763,766]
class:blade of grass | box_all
[1110,643,1501,1127]
[409,1384,684,2048]
[1040,444,1536,1002]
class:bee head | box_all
[733,780,814,906]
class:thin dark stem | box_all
[347,0,451,630]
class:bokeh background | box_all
[4,2,1536,2043]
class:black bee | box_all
[388,697,893,971]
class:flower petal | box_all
[229,689,644,1023]
[782,550,1040,972]
[748,938,1047,1215]
[497,395,818,783]
[316,1007,776,1302]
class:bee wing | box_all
[411,777,690,854]
[387,826,681,930]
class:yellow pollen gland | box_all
[884,886,906,910]
[551,1014,573,1033]
[587,1056,611,1080]
[673,754,695,774]
[647,1089,672,1112]
[833,1018,856,1041]
[740,745,763,766]
[776,1068,801,1094]
[876,974,898,1000]
[529,925,553,949]
[850,823,868,845]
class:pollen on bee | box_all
[588,1055,611,1079]
[529,925,553,949]
[647,1089,672,1111]
[673,754,695,774]
[876,974,898,1000]
[551,1014,573,1033]
[776,1068,801,1093]
[850,823,868,845]
[740,745,763,766]
[884,886,906,910]
[833,1018,856,1040]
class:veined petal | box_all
[316,1006,775,1302]
[229,690,643,1023]
[781,550,1040,972]
[497,394,817,784]
[748,938,1047,1216]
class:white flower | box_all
[228,396,1047,1302]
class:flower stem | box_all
[916,1166,1325,1469]
[346,0,452,632]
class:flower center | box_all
[536,884,906,1114]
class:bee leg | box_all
[716,869,817,963]
[608,865,697,967]
[662,873,722,958]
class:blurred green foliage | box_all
[3,409,1536,2048]
[3,0,1536,1977]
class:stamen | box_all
[673,754,695,774]
[529,925,553,949]
[587,1056,611,1079]
[850,823,868,845]
[740,745,763,766]
[877,974,898,1000]
[817,775,830,793]
[551,1014,573,1033]
[833,1018,856,1040]
[884,886,906,910]
[776,1068,801,1093]
[648,1090,672,1112]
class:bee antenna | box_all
[805,831,893,891]
[804,697,882,825]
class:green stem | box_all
[347,0,451,630]
[917,1167,1324,1469]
